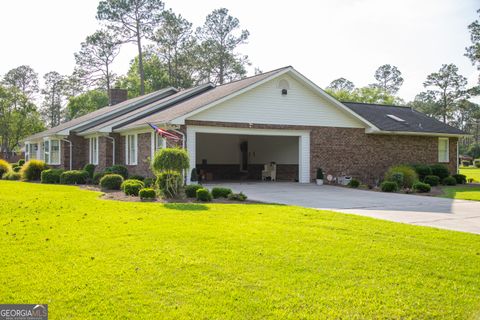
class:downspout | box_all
[61,138,72,170]
[456,139,459,174]
[105,136,115,165]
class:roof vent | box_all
[386,114,405,122]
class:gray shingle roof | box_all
[342,102,465,135]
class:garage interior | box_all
[195,132,299,181]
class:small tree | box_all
[152,148,189,198]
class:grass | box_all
[459,167,480,183]
[440,185,480,201]
[1,181,480,319]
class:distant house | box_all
[23,66,464,183]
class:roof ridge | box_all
[214,66,291,88]
[341,101,411,109]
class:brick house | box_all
[23,66,464,184]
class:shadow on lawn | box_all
[164,203,209,211]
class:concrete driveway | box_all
[205,182,480,234]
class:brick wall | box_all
[125,133,154,177]
[59,134,87,170]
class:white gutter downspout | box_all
[456,139,459,174]
[61,138,72,170]
[105,136,115,165]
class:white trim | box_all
[186,125,310,183]
[118,128,152,136]
[438,137,449,163]
[89,136,99,165]
[125,134,138,165]
[365,128,467,138]
[42,138,61,165]
[150,132,167,160]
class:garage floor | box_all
[205,182,480,234]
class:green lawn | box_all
[1,181,480,319]
[440,185,480,201]
[459,167,480,183]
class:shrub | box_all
[41,169,64,184]
[129,175,145,181]
[20,160,47,181]
[152,148,189,174]
[385,165,418,188]
[83,164,95,179]
[316,168,324,180]
[190,168,199,182]
[228,192,248,201]
[121,179,145,196]
[93,172,105,185]
[143,177,155,188]
[100,174,124,190]
[156,171,182,198]
[347,179,360,188]
[60,170,89,185]
[212,187,233,198]
[0,159,12,178]
[430,164,450,180]
[196,188,212,202]
[424,175,440,186]
[452,174,467,184]
[412,164,432,181]
[413,181,431,193]
[381,181,398,192]
[104,165,128,179]
[139,188,156,200]
[2,171,21,180]
[475,161,480,168]
[17,159,25,166]
[388,172,404,187]
[12,165,21,172]
[185,184,203,198]
[442,176,457,186]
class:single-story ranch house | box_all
[23,66,464,184]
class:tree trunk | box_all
[106,63,111,106]
[136,26,145,96]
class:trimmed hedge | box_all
[424,175,440,186]
[60,170,89,185]
[430,164,449,180]
[17,159,25,166]
[413,181,431,193]
[185,184,203,198]
[412,164,432,181]
[83,164,95,179]
[129,175,145,181]
[0,159,12,178]
[121,179,145,196]
[228,192,247,201]
[93,172,105,185]
[139,188,156,200]
[143,177,155,188]
[41,169,64,184]
[196,188,212,202]
[389,172,404,188]
[100,174,124,190]
[385,165,417,188]
[2,171,21,180]
[104,165,128,179]
[211,187,233,198]
[20,160,47,181]
[452,174,466,184]
[381,181,398,192]
[347,179,360,188]
[442,176,457,186]
[12,165,21,172]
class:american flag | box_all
[148,123,181,141]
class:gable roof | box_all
[343,102,465,136]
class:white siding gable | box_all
[188,74,366,128]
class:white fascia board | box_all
[366,128,468,138]
[187,125,310,137]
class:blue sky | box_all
[0,0,478,102]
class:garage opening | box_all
[195,133,299,182]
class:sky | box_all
[0,0,478,102]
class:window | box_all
[125,134,137,165]
[89,137,99,165]
[43,139,60,165]
[29,143,38,160]
[438,138,449,163]
[44,140,50,164]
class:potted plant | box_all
[190,168,199,183]
[316,168,324,185]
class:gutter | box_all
[365,128,469,138]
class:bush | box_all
[381,181,398,192]
[121,179,145,196]
[388,172,404,187]
[129,175,145,181]
[430,164,450,180]
[2,171,21,180]
[104,165,128,179]
[152,148,189,174]
[139,188,156,200]
[12,165,21,172]
[0,159,12,178]
[83,164,95,179]
[385,165,418,188]
[347,179,360,188]
[442,176,457,186]
[228,192,248,201]
[475,161,480,168]
[185,184,203,198]
[196,188,212,202]
[412,165,432,181]
[60,170,89,185]
[100,174,124,190]
[156,171,182,198]
[20,160,47,181]
[452,174,467,185]
[316,168,324,180]
[41,169,64,184]
[143,177,155,188]
[424,175,440,186]
[17,159,25,166]
[190,168,199,182]
[212,187,233,198]
[93,172,105,185]
[413,181,431,193]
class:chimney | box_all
[109,88,128,106]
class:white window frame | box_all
[43,138,61,165]
[438,137,449,163]
[89,136,99,165]
[26,143,38,161]
[25,143,30,161]
[125,134,138,165]
[150,132,166,160]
